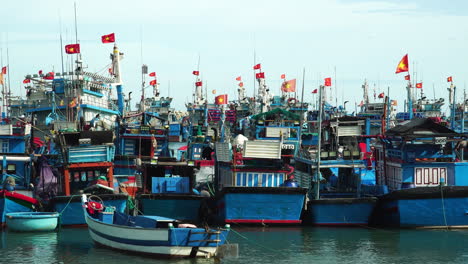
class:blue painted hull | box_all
[373,186,468,228]
[6,212,59,232]
[216,187,307,224]
[0,197,34,225]
[138,194,205,223]
[50,194,127,226]
[305,198,377,226]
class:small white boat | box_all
[6,212,59,232]
[81,194,233,258]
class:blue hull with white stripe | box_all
[81,195,231,258]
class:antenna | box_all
[74,2,78,43]
[334,66,337,107]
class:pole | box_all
[299,68,306,133]
[315,85,324,200]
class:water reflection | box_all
[0,226,468,264]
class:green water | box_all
[0,226,467,264]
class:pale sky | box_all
[1,0,468,113]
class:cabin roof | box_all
[385,118,459,137]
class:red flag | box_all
[253,63,261,70]
[149,72,156,77]
[44,72,54,80]
[404,74,410,80]
[215,94,228,105]
[324,77,332,87]
[255,72,265,79]
[23,79,31,84]
[192,71,199,76]
[1,66,6,74]
[65,44,80,54]
[281,79,297,93]
[395,54,409,74]
[101,33,115,43]
[447,76,453,82]
[238,82,244,87]
[236,76,241,81]
[312,89,318,94]
[378,92,384,98]
[416,82,423,88]
[38,70,43,75]
[280,74,286,79]
[149,79,157,86]
[195,81,202,86]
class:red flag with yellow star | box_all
[395,54,409,74]
[215,94,228,105]
[65,44,80,54]
[281,79,296,92]
[101,33,115,43]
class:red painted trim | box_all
[68,162,113,168]
[195,160,215,167]
[225,219,302,224]
[0,190,39,205]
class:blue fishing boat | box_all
[6,212,59,232]
[136,158,208,224]
[0,118,39,226]
[0,190,39,226]
[295,84,377,226]
[371,118,468,228]
[43,130,128,226]
[211,112,307,224]
[81,194,232,258]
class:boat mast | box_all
[314,85,324,200]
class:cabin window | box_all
[6,164,16,174]
[0,140,9,153]
[414,167,446,186]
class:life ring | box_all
[287,98,297,107]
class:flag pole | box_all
[299,68,306,132]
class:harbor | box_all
[2,0,468,262]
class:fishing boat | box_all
[42,130,128,226]
[0,117,40,226]
[135,157,209,224]
[81,194,232,258]
[0,190,39,227]
[371,118,468,228]
[6,212,59,232]
[208,73,308,224]
[295,85,377,226]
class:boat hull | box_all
[0,190,38,225]
[373,186,468,228]
[6,212,59,232]
[216,187,307,224]
[138,194,205,223]
[306,197,377,226]
[50,194,127,226]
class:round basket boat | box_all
[6,212,60,232]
